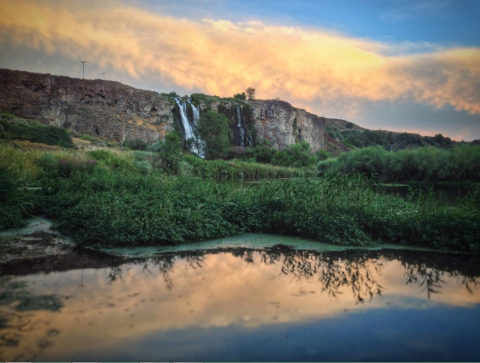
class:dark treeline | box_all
[318,145,480,182]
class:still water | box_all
[1,246,480,361]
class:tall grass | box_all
[318,145,480,182]
[37,167,480,252]
[182,154,316,179]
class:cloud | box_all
[0,0,479,119]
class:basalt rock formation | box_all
[0,68,355,151]
[248,99,326,152]
[0,68,174,143]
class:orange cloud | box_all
[0,0,479,116]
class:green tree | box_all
[246,87,256,100]
[160,131,183,173]
[234,92,246,100]
[197,110,231,159]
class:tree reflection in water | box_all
[111,247,480,304]
[1,247,480,361]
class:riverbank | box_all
[1,143,479,253]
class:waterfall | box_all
[237,106,245,147]
[192,102,200,123]
[174,98,204,158]
[237,105,253,147]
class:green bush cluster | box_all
[35,169,479,251]
[0,144,40,229]
[123,138,149,151]
[318,145,480,182]
[197,110,231,159]
[342,129,455,150]
[232,141,325,168]
[0,114,74,148]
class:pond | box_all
[1,241,480,361]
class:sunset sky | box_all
[0,0,479,140]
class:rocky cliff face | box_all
[1,68,352,152]
[247,100,325,152]
[0,68,174,143]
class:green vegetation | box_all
[182,154,316,179]
[159,131,183,173]
[342,129,455,151]
[0,113,74,148]
[123,138,148,151]
[318,145,480,182]
[197,110,231,159]
[231,141,324,168]
[1,142,479,252]
[234,92,247,100]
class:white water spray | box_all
[175,98,204,158]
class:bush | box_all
[318,145,480,182]
[123,138,148,151]
[0,144,40,230]
[36,171,480,252]
[1,115,74,148]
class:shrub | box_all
[0,116,74,148]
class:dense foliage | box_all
[341,129,455,151]
[197,110,231,159]
[318,145,480,182]
[1,143,479,252]
[0,114,74,148]
[232,141,325,168]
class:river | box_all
[1,240,479,361]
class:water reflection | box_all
[1,248,479,361]
[0,278,63,360]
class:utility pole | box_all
[102,72,106,80]
[80,61,86,79]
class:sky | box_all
[0,0,479,140]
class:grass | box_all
[318,145,480,182]
[1,142,479,252]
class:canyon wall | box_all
[248,100,325,152]
[0,69,347,151]
[0,69,174,143]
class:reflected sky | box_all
[1,249,480,361]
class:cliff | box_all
[248,99,325,152]
[0,68,174,143]
[0,68,349,152]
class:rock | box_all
[248,99,325,152]
[0,68,174,143]
[0,68,361,152]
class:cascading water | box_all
[237,107,245,147]
[175,97,204,158]
[236,105,253,147]
[191,102,200,123]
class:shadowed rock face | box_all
[0,68,174,142]
[248,99,325,152]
